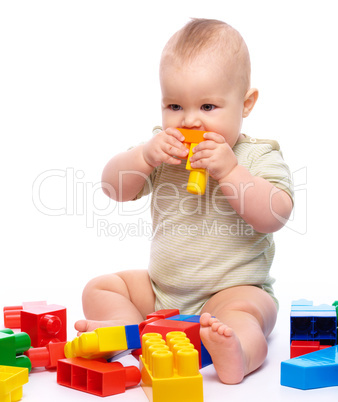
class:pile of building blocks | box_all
[140,331,203,402]
[2,305,208,400]
[0,366,29,402]
[281,299,338,390]
[1,301,69,401]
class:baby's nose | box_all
[182,112,202,129]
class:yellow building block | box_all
[0,366,29,402]
[177,128,209,195]
[185,143,209,195]
[64,326,128,360]
[140,332,203,402]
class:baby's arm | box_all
[189,131,292,233]
[102,145,154,201]
[102,128,188,201]
[220,166,293,233]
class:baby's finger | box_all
[203,131,226,143]
[192,140,216,154]
[165,127,185,142]
[164,154,183,165]
[165,133,189,156]
[165,142,189,158]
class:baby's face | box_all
[160,55,247,148]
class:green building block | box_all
[0,329,31,371]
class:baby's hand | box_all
[142,128,189,168]
[189,132,238,182]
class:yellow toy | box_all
[177,128,209,195]
[0,366,29,402]
[64,324,140,360]
[140,331,203,402]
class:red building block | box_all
[21,304,66,347]
[3,302,48,329]
[146,309,180,320]
[57,357,141,396]
[139,310,180,335]
[290,340,331,358]
[3,306,23,329]
[25,341,66,369]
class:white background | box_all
[1,1,338,401]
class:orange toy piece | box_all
[177,128,208,195]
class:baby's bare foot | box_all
[200,312,247,384]
[74,319,126,336]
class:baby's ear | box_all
[243,88,259,117]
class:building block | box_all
[3,307,23,329]
[25,341,66,369]
[0,330,31,371]
[3,302,48,329]
[167,315,196,322]
[139,310,180,334]
[57,357,141,396]
[290,300,337,345]
[281,345,338,389]
[140,319,202,367]
[165,314,212,368]
[0,366,29,402]
[138,311,212,368]
[65,324,141,360]
[125,325,142,350]
[20,303,67,347]
[290,341,330,358]
[146,310,180,320]
[200,343,213,368]
[177,128,208,195]
[140,331,203,402]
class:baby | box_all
[75,18,294,384]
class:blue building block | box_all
[125,325,141,349]
[200,343,212,368]
[281,345,338,389]
[168,315,196,322]
[165,314,212,368]
[290,300,337,345]
[183,316,201,323]
[292,299,313,307]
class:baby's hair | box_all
[161,18,251,93]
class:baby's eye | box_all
[169,104,182,111]
[201,104,215,111]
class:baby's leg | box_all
[75,270,155,334]
[200,286,277,385]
